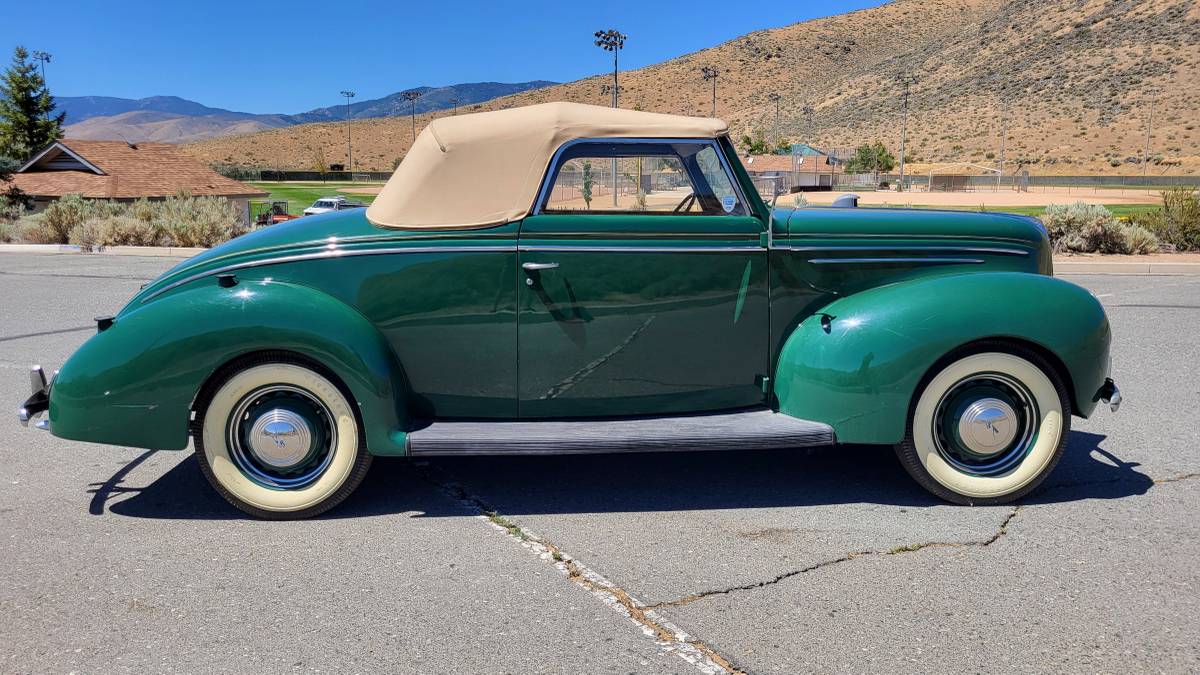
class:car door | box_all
[517,138,768,418]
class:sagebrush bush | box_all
[1041,201,1115,252]
[1040,201,1164,254]
[3,192,246,248]
[1133,187,1200,251]
[1123,224,1159,254]
[156,192,245,247]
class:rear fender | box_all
[773,272,1111,444]
[49,279,408,454]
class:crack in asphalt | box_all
[0,325,94,343]
[645,506,1021,611]
[412,462,745,675]
[1154,472,1200,484]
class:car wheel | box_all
[895,344,1071,505]
[194,360,371,519]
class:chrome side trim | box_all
[519,245,762,254]
[808,257,986,265]
[779,245,1029,256]
[141,245,517,302]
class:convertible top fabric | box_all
[365,102,729,230]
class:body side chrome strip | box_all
[141,245,517,302]
[808,257,986,265]
[779,245,1029,256]
[519,245,762,254]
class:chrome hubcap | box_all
[956,397,1018,455]
[226,384,336,489]
[933,373,1037,477]
[247,409,314,468]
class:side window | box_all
[539,141,745,216]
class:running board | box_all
[406,408,835,456]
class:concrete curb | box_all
[0,243,203,257]
[1054,261,1200,275]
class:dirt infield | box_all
[802,187,1160,208]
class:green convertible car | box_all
[18,102,1120,519]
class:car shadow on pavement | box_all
[96,430,1153,520]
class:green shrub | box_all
[1122,224,1159,254]
[156,192,245,247]
[1133,187,1200,251]
[14,215,60,244]
[70,215,167,248]
[1041,201,1117,252]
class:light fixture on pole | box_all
[401,90,423,141]
[895,73,918,192]
[767,93,782,150]
[701,66,719,117]
[340,90,355,171]
[593,29,627,108]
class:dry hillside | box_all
[186,0,1200,175]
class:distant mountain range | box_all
[59,81,557,143]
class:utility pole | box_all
[767,93,782,150]
[595,29,627,205]
[340,90,355,171]
[997,98,1008,191]
[450,96,459,115]
[32,51,51,120]
[402,90,422,141]
[701,66,719,117]
[895,74,918,192]
[1142,90,1158,180]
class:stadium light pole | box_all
[402,90,423,142]
[895,74,918,192]
[701,66,719,117]
[594,29,627,108]
[1142,89,1158,180]
[32,51,51,120]
[767,93,782,150]
[801,104,814,143]
[340,90,355,172]
[997,98,1008,191]
[595,29,626,205]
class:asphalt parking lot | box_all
[1,252,1197,674]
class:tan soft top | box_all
[366,102,728,229]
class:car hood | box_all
[124,209,381,312]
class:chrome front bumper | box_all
[17,365,51,430]
[1097,378,1122,413]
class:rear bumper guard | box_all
[17,365,51,431]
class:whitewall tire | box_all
[895,345,1071,505]
[195,360,372,519]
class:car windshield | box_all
[314,200,336,208]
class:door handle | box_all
[522,262,560,272]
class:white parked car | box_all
[302,196,365,216]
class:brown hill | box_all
[66,110,288,143]
[185,0,1200,175]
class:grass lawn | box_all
[250,182,381,216]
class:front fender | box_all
[50,279,407,454]
[774,272,1111,444]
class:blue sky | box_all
[2,0,885,114]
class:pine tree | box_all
[0,46,65,161]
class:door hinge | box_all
[759,232,769,248]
